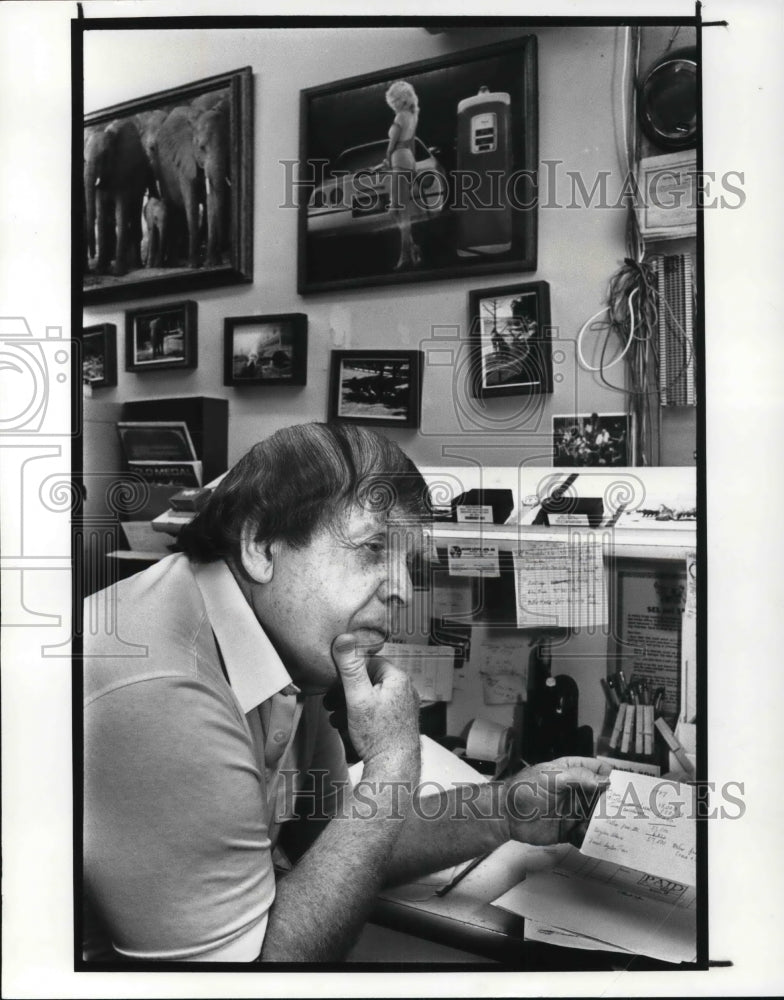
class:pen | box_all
[435,852,491,897]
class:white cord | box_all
[576,288,637,372]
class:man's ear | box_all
[239,527,276,584]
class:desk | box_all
[350,842,688,969]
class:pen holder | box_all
[599,702,667,771]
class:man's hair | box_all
[177,421,431,563]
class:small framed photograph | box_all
[80,323,117,387]
[553,412,630,467]
[224,313,308,386]
[468,280,552,397]
[125,300,197,372]
[329,350,423,428]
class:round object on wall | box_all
[638,46,698,150]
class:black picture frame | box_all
[80,323,117,388]
[328,350,423,429]
[224,313,308,386]
[468,280,552,398]
[124,300,198,373]
[298,36,538,294]
[553,412,631,467]
[83,67,253,305]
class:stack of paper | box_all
[492,771,697,963]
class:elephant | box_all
[148,317,165,358]
[153,94,230,269]
[84,118,152,277]
[143,196,168,268]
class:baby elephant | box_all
[143,197,168,268]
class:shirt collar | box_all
[190,559,296,714]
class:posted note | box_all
[581,770,696,886]
[513,536,607,629]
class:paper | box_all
[455,504,493,523]
[447,543,500,577]
[581,771,696,886]
[547,512,591,527]
[480,672,526,705]
[379,642,454,702]
[524,920,635,953]
[513,536,607,629]
[617,568,685,720]
[476,637,527,677]
[681,552,697,722]
[493,844,696,964]
[431,577,474,621]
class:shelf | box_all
[425,521,695,562]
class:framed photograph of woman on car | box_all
[298,36,538,294]
[468,280,552,398]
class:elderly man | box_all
[82,422,607,962]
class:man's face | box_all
[249,505,423,693]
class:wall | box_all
[83,23,686,469]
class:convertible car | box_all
[307,139,448,239]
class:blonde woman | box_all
[380,80,422,271]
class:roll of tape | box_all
[466,717,513,764]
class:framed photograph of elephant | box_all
[297,36,538,294]
[125,300,198,373]
[83,67,253,305]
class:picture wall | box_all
[81,24,695,468]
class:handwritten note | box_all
[581,771,696,886]
[476,635,528,705]
[480,672,526,705]
[513,535,607,629]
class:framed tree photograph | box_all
[298,36,538,294]
[83,67,253,305]
[468,280,552,398]
[80,323,117,388]
[328,350,423,428]
[224,313,308,386]
[125,300,197,373]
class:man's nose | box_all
[378,542,413,607]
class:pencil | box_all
[435,852,491,896]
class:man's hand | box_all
[329,633,420,772]
[503,756,612,847]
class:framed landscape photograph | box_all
[224,313,308,386]
[298,36,538,294]
[329,350,423,428]
[469,280,552,398]
[83,67,253,305]
[124,300,197,373]
[80,323,117,388]
[553,412,631,467]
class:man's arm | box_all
[258,636,420,961]
[381,756,611,885]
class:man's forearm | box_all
[258,751,417,961]
[384,781,511,885]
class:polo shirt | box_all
[82,553,348,962]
